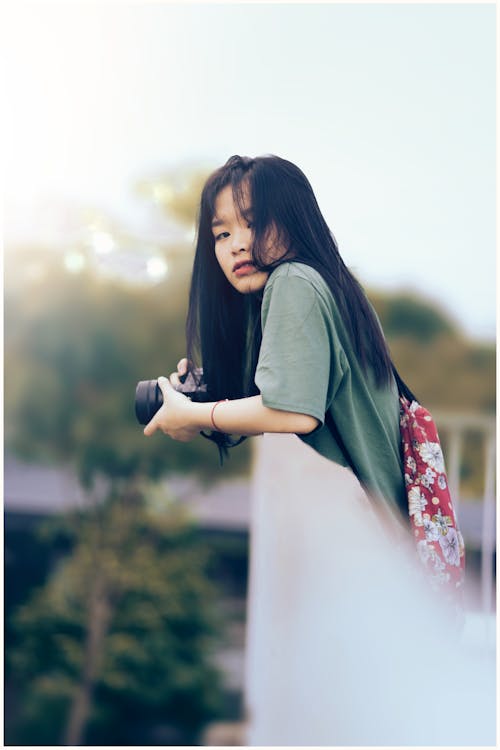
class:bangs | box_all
[202,156,255,224]
[230,175,253,222]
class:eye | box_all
[214,231,230,242]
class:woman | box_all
[144,153,410,526]
[142,155,492,745]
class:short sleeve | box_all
[255,271,333,426]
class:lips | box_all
[233,261,257,278]
[233,260,255,272]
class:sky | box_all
[4,1,496,340]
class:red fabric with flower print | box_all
[399,396,466,600]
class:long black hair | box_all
[186,154,415,457]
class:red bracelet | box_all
[211,399,229,432]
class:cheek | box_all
[214,248,235,284]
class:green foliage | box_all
[368,287,494,414]
[369,289,459,343]
[3,211,246,743]
[4,245,251,487]
[7,488,226,745]
[385,335,495,415]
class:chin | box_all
[237,272,269,294]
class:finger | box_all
[143,417,158,437]
[157,375,173,396]
[177,358,188,375]
[169,371,181,388]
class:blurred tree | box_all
[384,333,495,415]
[368,288,494,411]
[369,289,459,343]
[4,245,251,486]
[7,486,225,745]
[4,240,249,743]
[4,168,250,744]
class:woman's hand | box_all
[143,372,200,442]
[168,357,188,388]
[143,358,319,440]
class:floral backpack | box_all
[393,369,466,613]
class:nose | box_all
[230,228,248,254]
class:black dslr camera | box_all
[135,368,207,425]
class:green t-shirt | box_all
[254,261,407,520]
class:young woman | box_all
[144,153,411,525]
[142,155,489,746]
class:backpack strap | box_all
[391,364,418,403]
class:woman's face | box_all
[212,185,270,294]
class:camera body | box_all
[135,368,207,425]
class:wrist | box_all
[190,400,218,431]
[211,399,229,431]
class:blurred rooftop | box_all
[3,454,492,547]
[4,454,250,531]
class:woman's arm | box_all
[192,395,319,436]
[143,376,319,441]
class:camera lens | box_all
[135,380,163,425]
